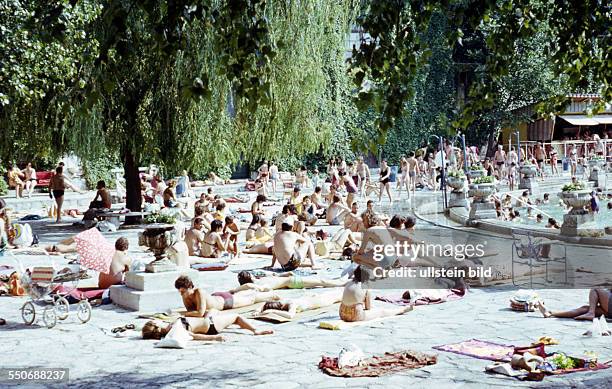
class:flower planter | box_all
[469,183,496,202]
[558,190,592,215]
[446,176,466,191]
[519,165,537,177]
[468,169,484,179]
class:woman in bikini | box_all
[246,215,260,241]
[142,313,273,341]
[175,276,279,314]
[8,164,24,198]
[339,266,412,322]
[232,271,347,292]
[258,289,343,319]
[200,220,228,258]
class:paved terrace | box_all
[1,174,611,388]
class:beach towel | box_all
[319,350,437,377]
[317,316,398,330]
[375,289,464,306]
[137,312,180,323]
[433,339,515,362]
[191,263,228,271]
[251,305,337,323]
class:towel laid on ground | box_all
[375,289,464,306]
[433,339,515,362]
[191,263,228,271]
[319,350,437,377]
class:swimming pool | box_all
[512,201,612,229]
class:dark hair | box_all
[194,207,204,217]
[288,204,297,214]
[293,187,300,193]
[536,214,543,219]
[281,222,292,232]
[238,271,253,285]
[522,191,529,197]
[0,198,6,210]
[282,205,289,214]
[262,301,288,311]
[207,188,213,194]
[353,266,368,282]
[142,321,167,340]
[408,151,415,157]
[56,166,63,174]
[256,194,267,203]
[332,195,341,203]
[210,219,223,232]
[174,276,194,290]
[401,290,412,300]
[404,216,416,229]
[302,195,310,202]
[389,215,405,229]
[193,217,204,225]
[250,214,261,226]
[314,186,322,193]
[115,237,129,251]
[543,193,549,199]
[216,202,226,211]
[224,216,234,224]
[97,180,106,189]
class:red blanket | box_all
[319,350,437,377]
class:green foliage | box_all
[81,156,119,190]
[473,176,494,184]
[144,213,177,225]
[561,182,587,192]
[0,177,8,196]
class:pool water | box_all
[513,202,612,228]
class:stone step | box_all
[109,286,185,312]
[125,269,200,291]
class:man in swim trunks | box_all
[406,151,419,196]
[271,223,318,270]
[493,145,506,180]
[232,271,347,292]
[175,276,278,316]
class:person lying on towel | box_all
[174,276,278,316]
[231,271,347,292]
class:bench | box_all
[97,211,152,228]
[8,170,53,190]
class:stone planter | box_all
[468,169,484,179]
[468,183,496,202]
[558,190,602,237]
[519,165,537,177]
[139,224,178,273]
[446,176,466,191]
[558,190,592,215]
[519,165,538,193]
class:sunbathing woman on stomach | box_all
[258,290,343,319]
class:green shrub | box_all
[0,177,8,196]
[82,157,119,190]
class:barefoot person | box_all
[339,266,412,322]
[22,162,37,198]
[257,289,343,319]
[538,288,611,321]
[48,166,84,223]
[378,159,392,204]
[175,276,278,315]
[200,220,229,258]
[271,223,318,270]
[142,312,273,340]
[232,271,347,291]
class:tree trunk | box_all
[123,148,142,224]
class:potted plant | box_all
[519,162,537,177]
[468,163,485,178]
[144,213,177,225]
[446,169,466,190]
[559,181,591,214]
[469,176,497,200]
[588,156,604,168]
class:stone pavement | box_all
[1,178,612,388]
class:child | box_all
[223,216,240,256]
[213,201,226,221]
[255,219,273,242]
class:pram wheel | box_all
[21,302,36,325]
[54,296,70,320]
[43,306,57,328]
[77,300,92,323]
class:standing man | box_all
[493,145,507,180]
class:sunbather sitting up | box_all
[340,266,412,322]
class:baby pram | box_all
[20,263,92,329]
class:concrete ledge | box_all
[125,269,200,291]
[109,286,185,312]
